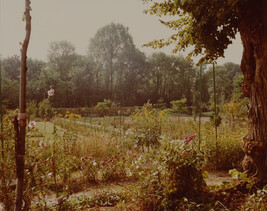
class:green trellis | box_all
[198,62,218,168]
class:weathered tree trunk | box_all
[239,0,267,184]
[14,1,31,210]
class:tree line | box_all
[1,23,242,112]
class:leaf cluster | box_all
[143,0,247,64]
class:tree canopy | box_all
[143,0,250,64]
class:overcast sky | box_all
[0,0,243,65]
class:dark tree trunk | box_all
[239,0,267,184]
[14,0,31,210]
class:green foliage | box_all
[170,98,188,115]
[131,103,162,150]
[94,101,109,117]
[209,113,222,127]
[241,186,267,210]
[0,113,16,210]
[139,137,207,210]
[143,0,246,64]
[202,123,245,170]
[26,100,38,120]
[224,96,248,127]
[38,99,53,119]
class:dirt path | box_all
[205,171,233,185]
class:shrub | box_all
[223,97,249,128]
[202,123,245,170]
[26,100,38,121]
[140,136,208,210]
[170,98,188,116]
[94,101,109,117]
[130,102,162,150]
[38,99,53,119]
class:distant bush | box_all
[169,98,188,116]
[94,101,109,116]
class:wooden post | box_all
[14,1,31,210]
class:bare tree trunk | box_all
[239,0,267,184]
[14,1,31,210]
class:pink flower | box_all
[124,120,132,125]
[81,163,86,168]
[28,121,36,128]
[100,161,105,166]
[47,89,54,97]
[107,166,111,170]
[133,154,137,158]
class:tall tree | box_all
[143,0,267,183]
[88,23,136,99]
[47,41,80,107]
[48,40,77,81]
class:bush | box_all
[223,96,249,128]
[0,113,16,210]
[202,123,245,170]
[38,99,53,119]
[170,98,188,116]
[130,102,162,150]
[94,101,109,116]
[26,100,38,121]
[140,136,208,210]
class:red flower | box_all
[183,152,188,157]
[133,154,137,158]
[115,172,119,176]
[32,162,36,168]
[114,155,118,159]
[184,134,196,143]
[57,196,65,204]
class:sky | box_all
[0,0,243,65]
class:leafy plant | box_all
[170,98,188,116]
[130,103,162,150]
[139,135,208,210]
[38,99,53,119]
[95,101,109,117]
